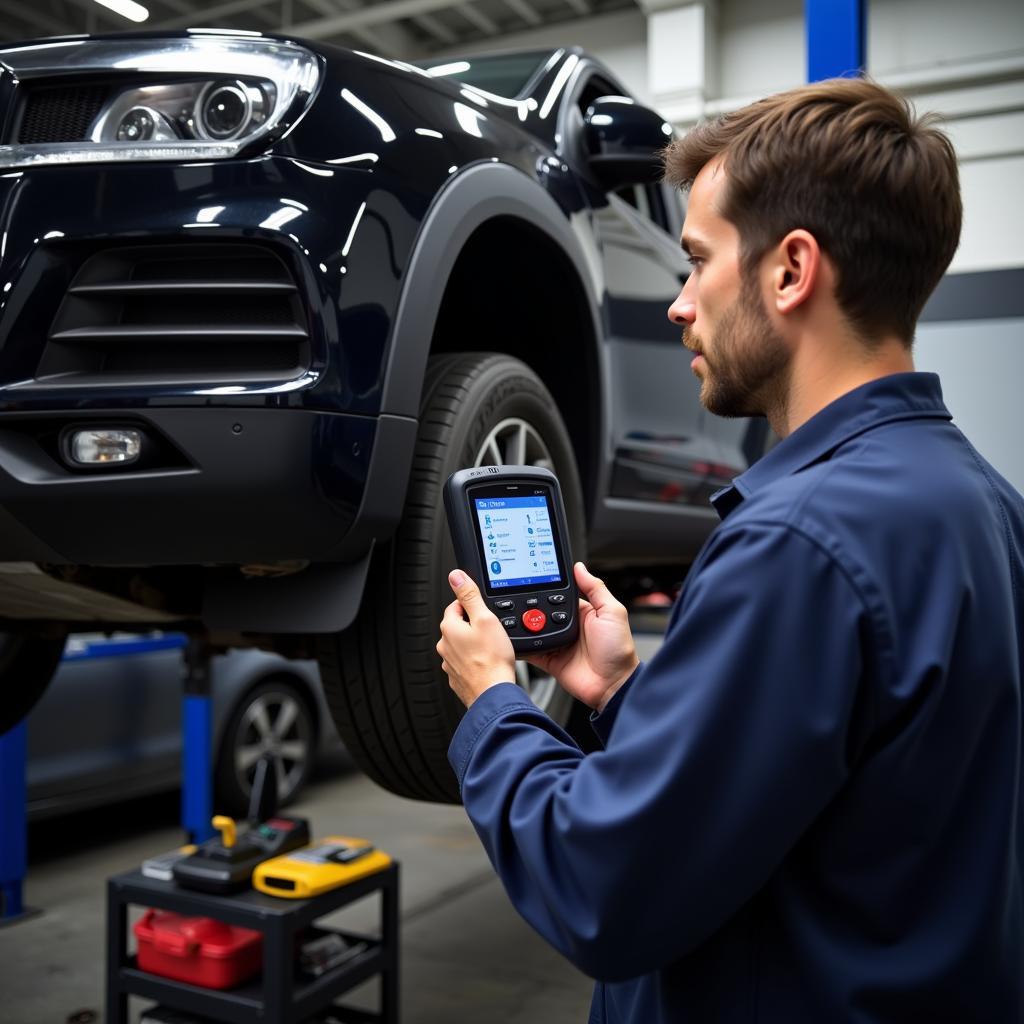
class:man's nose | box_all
[667,286,696,326]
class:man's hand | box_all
[525,562,639,712]
[437,570,516,708]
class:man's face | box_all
[667,161,790,418]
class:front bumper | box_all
[0,407,416,566]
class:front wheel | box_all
[318,353,586,802]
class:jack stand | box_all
[182,637,216,845]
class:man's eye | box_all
[687,255,705,269]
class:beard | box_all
[684,274,790,419]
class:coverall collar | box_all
[711,372,953,521]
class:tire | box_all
[0,631,67,736]
[318,353,586,803]
[214,677,316,817]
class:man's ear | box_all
[769,229,821,315]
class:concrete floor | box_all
[0,624,667,1024]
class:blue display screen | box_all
[474,494,563,590]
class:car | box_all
[27,633,344,819]
[0,33,768,802]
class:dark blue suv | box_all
[0,33,766,800]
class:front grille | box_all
[37,244,311,387]
[17,85,111,144]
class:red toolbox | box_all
[133,909,263,989]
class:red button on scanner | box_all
[521,609,547,633]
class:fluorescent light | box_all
[92,0,149,23]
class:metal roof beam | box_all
[413,11,458,43]
[0,0,66,35]
[286,0,475,39]
[151,0,279,30]
[300,0,406,54]
[456,3,499,35]
[564,0,591,14]
[501,0,542,27]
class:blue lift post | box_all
[0,720,37,924]
[182,638,216,845]
[806,0,865,82]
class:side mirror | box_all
[584,96,675,190]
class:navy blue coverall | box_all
[448,373,1024,1022]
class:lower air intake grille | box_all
[17,85,111,144]
[38,243,311,387]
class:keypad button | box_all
[551,611,569,624]
[522,609,547,633]
[494,600,514,610]
[525,597,539,607]
[501,616,518,631]
[547,594,567,604]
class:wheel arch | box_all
[381,161,604,522]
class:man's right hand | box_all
[524,562,639,713]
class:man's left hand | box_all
[437,570,516,708]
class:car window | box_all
[416,51,555,98]
[614,182,674,235]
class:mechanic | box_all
[436,77,1023,1022]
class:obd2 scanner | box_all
[444,466,579,653]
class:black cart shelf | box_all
[106,863,399,1024]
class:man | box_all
[436,77,1023,1022]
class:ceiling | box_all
[0,0,640,59]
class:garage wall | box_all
[865,0,1024,491]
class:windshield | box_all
[415,51,556,98]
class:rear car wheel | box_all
[0,632,67,736]
[319,353,586,803]
[214,677,315,816]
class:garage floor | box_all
[1,623,667,1024]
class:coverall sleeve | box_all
[447,521,873,981]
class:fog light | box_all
[70,429,142,465]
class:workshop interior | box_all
[0,0,1022,1021]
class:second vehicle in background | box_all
[27,635,345,820]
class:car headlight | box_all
[0,35,320,170]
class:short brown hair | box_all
[663,77,962,344]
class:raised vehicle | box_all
[0,34,766,801]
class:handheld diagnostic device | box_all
[443,465,578,653]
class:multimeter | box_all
[444,465,579,653]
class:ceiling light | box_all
[92,0,149,22]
